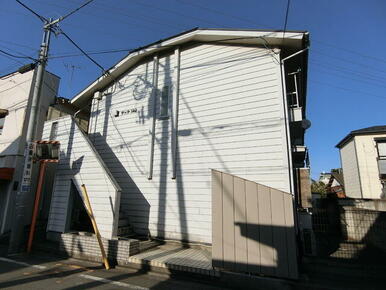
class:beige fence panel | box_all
[212,170,298,279]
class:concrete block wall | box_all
[340,207,386,252]
[59,233,140,264]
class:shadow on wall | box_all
[89,89,150,237]
[211,170,298,279]
[89,133,150,237]
[155,55,190,242]
[231,223,297,279]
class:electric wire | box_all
[15,0,47,23]
[310,80,386,101]
[58,0,94,23]
[58,28,107,73]
[175,0,386,64]
[283,0,291,38]
[0,52,26,66]
[0,49,37,62]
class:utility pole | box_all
[8,18,54,254]
[8,0,95,254]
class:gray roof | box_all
[336,126,386,148]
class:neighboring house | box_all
[0,67,60,234]
[318,169,345,197]
[43,28,310,244]
[336,126,386,199]
[327,168,345,197]
[319,171,332,185]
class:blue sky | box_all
[1,0,385,179]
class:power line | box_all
[310,80,386,101]
[49,48,134,59]
[58,0,94,23]
[175,0,272,29]
[0,49,37,62]
[174,1,386,64]
[283,0,291,37]
[312,66,386,90]
[310,59,386,84]
[0,52,26,66]
[0,40,37,52]
[15,0,47,23]
[0,78,33,94]
[312,50,386,75]
[58,28,106,73]
[128,0,225,28]
[313,39,386,64]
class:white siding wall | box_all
[89,43,290,243]
[43,116,121,239]
[0,70,34,158]
[355,134,385,199]
[340,139,362,198]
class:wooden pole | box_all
[27,160,47,253]
[80,184,110,270]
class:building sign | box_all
[114,108,137,117]
[20,142,34,193]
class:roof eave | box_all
[71,28,308,107]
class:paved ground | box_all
[0,252,228,290]
[127,243,217,276]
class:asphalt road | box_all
[0,252,228,290]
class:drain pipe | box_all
[279,47,309,196]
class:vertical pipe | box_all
[27,160,47,253]
[171,47,181,179]
[148,55,159,179]
[294,73,299,108]
[280,61,294,196]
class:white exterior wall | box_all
[340,139,362,198]
[355,134,385,199]
[88,43,290,243]
[0,70,59,234]
[0,70,35,161]
[0,70,59,161]
[43,116,121,239]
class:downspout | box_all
[280,47,309,196]
[148,55,159,179]
[171,47,181,179]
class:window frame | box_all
[159,85,170,119]
[375,139,386,160]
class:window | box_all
[376,140,386,159]
[0,117,5,135]
[49,122,58,140]
[159,85,170,118]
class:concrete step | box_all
[118,218,130,227]
[139,239,164,252]
[117,226,135,237]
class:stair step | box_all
[117,226,135,237]
[139,239,164,252]
[118,218,130,227]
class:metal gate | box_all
[212,170,298,279]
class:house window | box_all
[0,116,5,135]
[49,122,58,140]
[159,85,170,118]
[376,140,386,159]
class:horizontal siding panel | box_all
[43,116,120,239]
[86,43,288,243]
